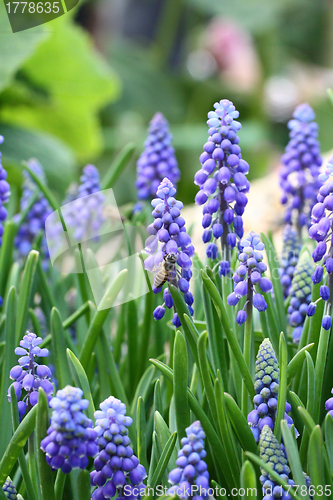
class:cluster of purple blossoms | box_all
[136,113,180,201]
[279,103,322,232]
[279,225,301,299]
[144,178,194,327]
[259,425,295,500]
[64,164,105,242]
[326,389,333,418]
[247,339,295,443]
[227,232,272,325]
[168,421,209,500]
[14,159,52,263]
[8,332,52,419]
[41,386,98,473]
[91,396,146,500]
[194,99,250,275]
[287,253,313,344]
[0,136,10,247]
[2,477,17,500]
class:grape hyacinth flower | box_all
[194,99,250,275]
[279,103,322,237]
[287,252,313,344]
[325,389,333,418]
[136,113,180,201]
[8,331,53,419]
[227,232,272,326]
[279,224,301,299]
[247,339,296,443]
[259,425,295,499]
[168,421,209,500]
[41,386,98,473]
[14,159,52,263]
[64,164,105,242]
[2,477,17,500]
[91,396,146,500]
[144,178,194,327]
[0,136,10,247]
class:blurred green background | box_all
[1,0,333,207]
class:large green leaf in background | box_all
[0,16,121,160]
[0,3,48,92]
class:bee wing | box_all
[151,262,163,273]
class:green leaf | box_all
[246,452,303,500]
[0,404,37,487]
[198,331,219,428]
[149,432,177,489]
[102,143,136,189]
[224,392,258,456]
[313,301,331,423]
[297,406,316,435]
[51,308,72,388]
[280,421,309,499]
[287,343,314,385]
[154,411,177,472]
[130,364,158,418]
[76,470,91,500]
[324,414,333,470]
[0,287,16,457]
[79,269,128,369]
[0,221,17,297]
[136,397,148,473]
[66,349,95,421]
[275,333,287,442]
[201,270,255,399]
[127,299,139,393]
[36,388,55,500]
[16,250,39,343]
[173,330,190,442]
[1,125,75,190]
[3,19,120,160]
[308,426,326,496]
[0,6,47,92]
[240,461,257,499]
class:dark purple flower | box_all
[194,100,250,273]
[279,225,301,299]
[2,476,17,499]
[288,253,313,344]
[136,113,180,201]
[145,178,194,325]
[41,386,98,474]
[8,331,52,419]
[322,315,332,331]
[279,103,322,232]
[0,136,10,250]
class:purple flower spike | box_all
[227,232,272,321]
[0,137,10,251]
[288,252,313,344]
[136,113,180,201]
[14,159,52,266]
[279,225,301,299]
[279,103,322,232]
[194,100,250,272]
[8,331,53,419]
[41,386,98,474]
[91,396,146,500]
[168,421,209,500]
[145,178,194,325]
[248,339,296,443]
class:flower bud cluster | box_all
[279,103,322,229]
[287,252,313,344]
[41,386,98,473]
[326,389,333,418]
[168,421,209,500]
[279,224,301,299]
[194,99,250,275]
[247,339,295,442]
[8,331,52,419]
[2,477,17,500]
[227,232,272,325]
[144,178,194,326]
[91,396,146,500]
[136,113,180,201]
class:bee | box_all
[153,252,178,289]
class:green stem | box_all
[242,278,253,416]
[313,301,331,423]
[55,470,66,500]
[28,433,38,495]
